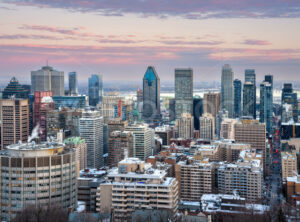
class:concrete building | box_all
[0,140,77,221]
[33,91,55,141]
[216,109,228,139]
[221,64,234,118]
[175,160,215,201]
[286,175,300,204]
[68,72,78,95]
[79,110,104,168]
[178,113,194,139]
[281,151,298,181]
[217,161,263,201]
[199,113,215,140]
[88,74,103,107]
[0,98,29,149]
[107,119,128,136]
[31,66,64,96]
[108,131,133,167]
[125,124,153,160]
[64,137,87,171]
[96,158,179,221]
[155,125,172,145]
[203,92,221,121]
[142,66,161,122]
[175,68,193,119]
[220,118,238,140]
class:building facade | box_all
[282,83,298,123]
[88,74,103,107]
[221,64,234,118]
[2,77,29,99]
[199,113,215,140]
[64,137,87,171]
[243,81,256,119]
[178,113,194,139]
[260,80,273,134]
[233,79,242,118]
[68,72,78,95]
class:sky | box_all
[0,0,300,84]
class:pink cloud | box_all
[242,39,271,46]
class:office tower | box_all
[68,72,78,95]
[193,97,203,130]
[0,98,29,149]
[281,151,298,181]
[199,113,215,140]
[107,119,128,136]
[0,141,77,221]
[64,137,87,171]
[142,66,161,122]
[260,81,273,133]
[103,123,108,155]
[175,68,193,119]
[52,95,86,109]
[175,160,215,201]
[46,108,83,137]
[169,98,176,122]
[178,113,194,139]
[243,82,256,118]
[96,158,179,221]
[220,118,238,140]
[217,162,263,201]
[125,124,153,160]
[265,75,273,87]
[33,91,55,141]
[233,79,242,118]
[31,66,64,96]
[216,109,228,138]
[221,64,234,117]
[2,77,29,99]
[282,104,293,123]
[234,120,267,171]
[88,74,103,107]
[155,125,171,145]
[282,83,298,123]
[79,110,103,168]
[136,88,143,102]
[108,131,133,167]
[203,92,221,120]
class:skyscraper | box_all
[243,82,256,118]
[2,77,29,99]
[88,74,103,107]
[69,71,78,95]
[193,97,203,130]
[142,66,161,122]
[282,83,298,123]
[199,113,215,140]
[233,79,242,118]
[0,98,29,149]
[260,78,273,134]
[31,66,64,96]
[175,68,193,119]
[178,113,194,139]
[243,69,256,119]
[221,64,234,118]
[203,92,221,120]
[79,110,104,168]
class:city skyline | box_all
[0,1,300,82]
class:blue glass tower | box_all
[88,74,103,107]
[233,79,242,118]
[142,66,160,122]
[243,69,256,119]
[260,76,273,134]
[282,83,298,123]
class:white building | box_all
[220,118,238,140]
[178,113,194,139]
[199,113,215,140]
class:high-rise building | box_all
[282,104,293,123]
[136,88,143,102]
[2,77,29,99]
[169,98,176,122]
[125,124,153,160]
[79,110,103,168]
[31,66,64,96]
[178,113,194,139]
[64,136,87,171]
[233,79,242,118]
[96,158,179,221]
[203,92,221,122]
[281,151,298,181]
[33,91,55,141]
[108,131,133,167]
[193,97,203,130]
[0,98,29,149]
[199,113,215,140]
[175,68,193,119]
[282,83,298,123]
[217,161,263,201]
[52,95,86,109]
[175,160,215,201]
[220,118,238,140]
[0,141,77,221]
[216,109,228,139]
[221,64,234,117]
[265,75,273,87]
[88,74,103,107]
[68,72,78,95]
[260,81,273,133]
[243,82,256,118]
[142,66,161,122]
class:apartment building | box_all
[282,151,298,181]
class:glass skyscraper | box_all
[233,79,242,118]
[221,64,234,118]
[243,69,256,119]
[260,77,273,134]
[282,83,298,123]
[69,72,78,95]
[142,66,161,122]
[88,74,103,107]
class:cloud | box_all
[5,0,300,19]
[0,34,68,40]
[242,39,271,46]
